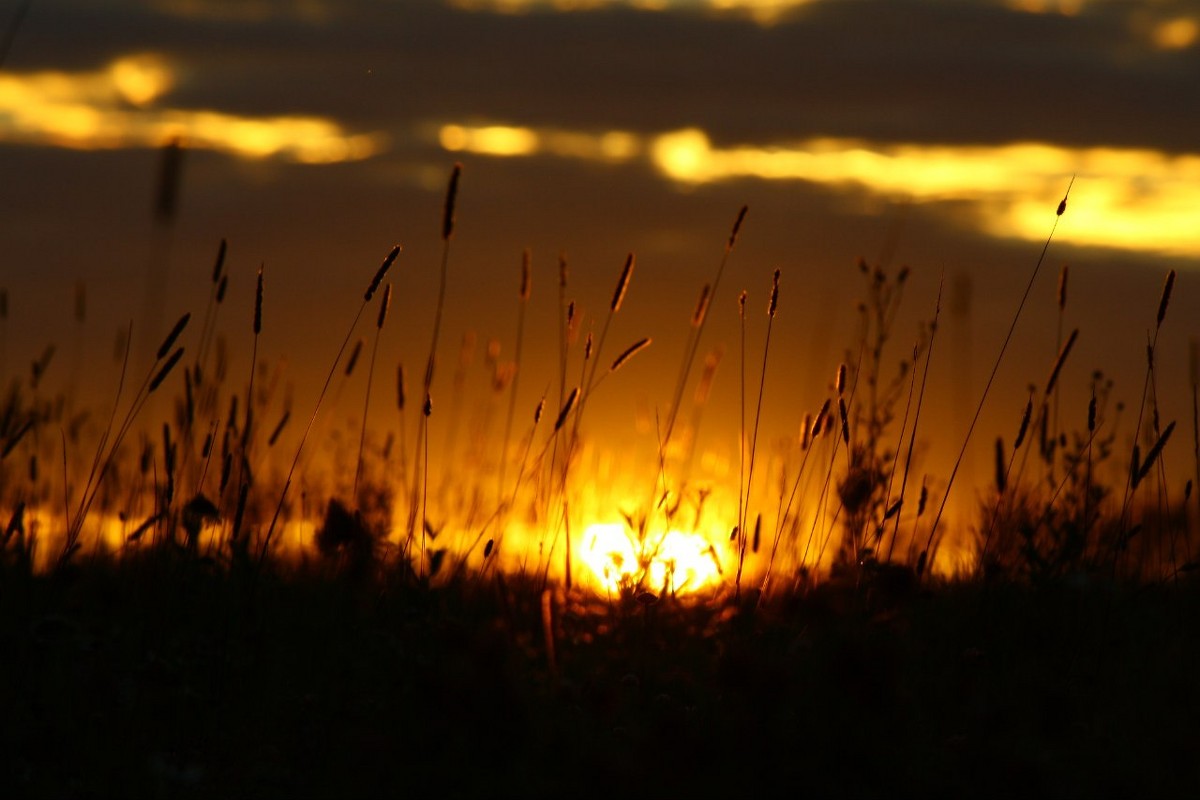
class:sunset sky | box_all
[2,0,1199,521]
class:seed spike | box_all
[611,253,634,312]
[1014,396,1033,449]
[1057,174,1074,217]
[610,337,652,373]
[691,284,711,328]
[768,268,780,318]
[1156,269,1176,329]
[727,205,748,251]
[253,265,263,335]
[365,244,401,302]
[376,284,392,329]
[156,313,191,360]
[1044,328,1079,396]
[520,248,532,302]
[442,163,462,240]
[149,347,184,392]
[212,238,227,284]
[554,387,579,432]
[1135,421,1176,485]
[344,339,363,377]
[838,397,850,445]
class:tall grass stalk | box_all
[62,314,189,566]
[354,283,391,501]
[924,177,1073,574]
[887,275,943,563]
[541,253,635,585]
[737,270,779,597]
[0,287,7,387]
[985,326,1081,562]
[1051,263,1068,472]
[396,363,409,496]
[233,265,263,543]
[261,244,399,564]
[1191,339,1199,565]
[978,391,1033,568]
[763,400,826,592]
[196,239,227,376]
[498,250,532,501]
[407,163,460,574]
[1114,269,1176,574]
[658,207,747,498]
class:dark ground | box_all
[3,554,1199,799]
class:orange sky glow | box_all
[2,0,1198,589]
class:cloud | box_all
[9,1,1199,156]
[436,119,1200,256]
[0,55,385,162]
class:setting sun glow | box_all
[579,522,723,595]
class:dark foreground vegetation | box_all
[3,556,1200,799]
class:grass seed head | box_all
[397,363,406,411]
[838,397,850,444]
[994,437,1006,493]
[520,248,532,302]
[1135,420,1176,485]
[366,245,401,302]
[1044,328,1078,396]
[812,398,831,439]
[442,163,462,240]
[345,338,363,376]
[376,284,392,329]
[727,205,748,251]
[554,387,579,432]
[149,347,184,393]
[1057,174,1073,217]
[212,238,227,284]
[1156,269,1176,329]
[611,253,634,312]
[1014,396,1033,449]
[611,337,651,373]
[254,266,264,335]
[157,312,191,360]
[268,410,290,446]
[692,283,711,328]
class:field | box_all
[3,169,1199,797]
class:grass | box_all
[2,168,1199,796]
[3,557,1199,797]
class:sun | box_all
[578,522,724,595]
